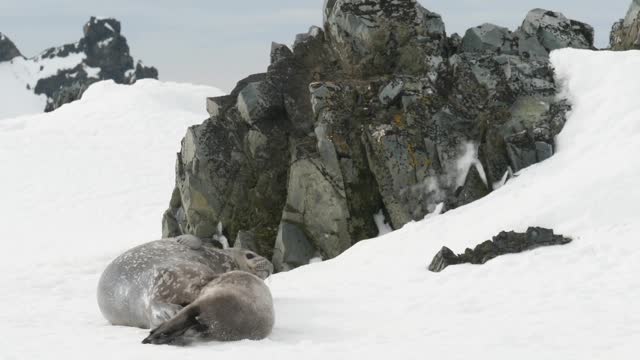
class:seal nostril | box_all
[245,253,256,260]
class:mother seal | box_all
[97,235,274,342]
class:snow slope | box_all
[1,49,639,359]
[0,57,47,119]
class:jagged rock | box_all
[454,165,490,208]
[270,42,293,64]
[610,0,640,50]
[237,81,283,124]
[166,74,291,259]
[164,2,593,272]
[0,32,22,62]
[428,227,572,272]
[21,16,159,112]
[514,9,594,57]
[272,222,316,272]
[461,24,517,55]
[81,17,132,83]
[281,139,350,261]
[324,0,446,75]
[428,247,463,272]
[131,61,159,83]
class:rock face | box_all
[2,17,158,112]
[610,0,640,50]
[428,227,573,272]
[0,32,22,62]
[164,1,592,272]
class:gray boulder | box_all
[237,81,283,124]
[610,0,640,50]
[461,24,517,55]
[514,9,594,57]
[270,42,293,64]
[324,0,446,75]
[272,222,316,272]
[0,32,22,62]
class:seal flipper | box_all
[149,302,184,329]
[142,305,202,345]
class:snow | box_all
[213,222,230,249]
[0,58,47,119]
[97,37,114,48]
[32,50,86,79]
[373,210,393,236]
[84,64,102,78]
[1,49,640,359]
[454,141,487,187]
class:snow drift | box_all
[0,49,639,359]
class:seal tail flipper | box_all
[142,306,201,345]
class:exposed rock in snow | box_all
[0,32,22,62]
[514,9,594,57]
[324,0,447,76]
[162,0,597,271]
[428,227,573,272]
[0,16,158,116]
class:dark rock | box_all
[324,0,446,76]
[234,230,259,252]
[167,74,291,260]
[272,222,316,272]
[164,2,590,272]
[454,164,490,208]
[514,9,594,57]
[427,227,573,272]
[428,246,462,272]
[131,61,159,83]
[270,42,293,64]
[27,16,158,112]
[81,17,133,83]
[45,79,96,112]
[461,24,517,55]
[34,64,98,112]
[0,32,22,62]
[610,0,640,50]
[236,81,283,125]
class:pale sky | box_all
[0,0,631,91]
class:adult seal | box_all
[142,270,275,344]
[97,235,274,331]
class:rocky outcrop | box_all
[0,32,22,62]
[610,0,640,50]
[428,227,572,272]
[164,1,592,272]
[324,0,447,76]
[2,17,158,112]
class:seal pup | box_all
[142,270,275,345]
[97,235,273,329]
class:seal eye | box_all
[245,253,256,260]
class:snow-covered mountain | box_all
[0,17,157,120]
[0,49,638,359]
